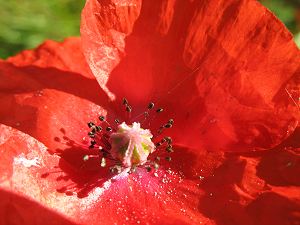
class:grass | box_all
[0,0,85,58]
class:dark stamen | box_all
[88,122,95,128]
[146,166,152,172]
[106,127,112,132]
[110,165,122,174]
[91,140,96,145]
[164,123,172,128]
[126,105,132,112]
[166,145,173,152]
[123,98,128,105]
[96,126,102,131]
[165,156,172,161]
[129,165,137,173]
[155,142,162,147]
[99,116,105,121]
[91,126,97,132]
[115,119,120,124]
[168,119,174,125]
[88,132,95,138]
[100,157,106,167]
[148,102,155,109]
[156,108,163,113]
[88,131,95,136]
[164,137,172,144]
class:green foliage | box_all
[294,32,300,48]
[261,0,300,48]
[261,0,297,33]
[0,0,85,58]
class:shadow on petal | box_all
[43,131,116,199]
[246,192,300,225]
[197,129,300,225]
[256,128,300,186]
[0,189,75,225]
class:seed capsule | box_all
[109,122,155,167]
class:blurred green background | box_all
[0,0,299,59]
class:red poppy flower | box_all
[1,0,300,225]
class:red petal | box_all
[6,37,94,79]
[0,59,110,151]
[81,0,300,151]
[0,40,214,224]
[0,123,215,224]
[0,189,74,225]
[1,124,299,224]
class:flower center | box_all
[109,122,155,167]
[83,98,174,173]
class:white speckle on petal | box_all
[14,153,41,168]
[81,168,129,208]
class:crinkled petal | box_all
[81,0,300,151]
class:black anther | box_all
[126,105,132,112]
[87,122,95,128]
[148,102,155,109]
[99,116,105,121]
[168,119,174,125]
[156,108,163,113]
[166,145,173,152]
[123,98,128,105]
[164,123,172,128]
